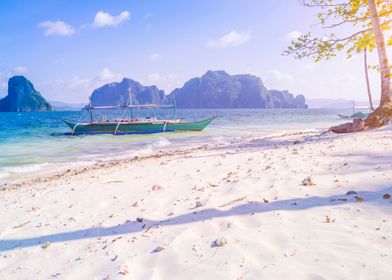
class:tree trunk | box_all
[365,0,392,127]
[364,48,374,111]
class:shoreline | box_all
[0,128,329,191]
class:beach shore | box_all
[1,127,392,279]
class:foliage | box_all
[283,0,392,62]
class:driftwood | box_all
[218,196,247,207]
[330,118,365,134]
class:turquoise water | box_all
[0,109,350,184]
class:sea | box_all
[0,108,351,184]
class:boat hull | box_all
[63,117,215,135]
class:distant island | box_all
[0,76,52,112]
[91,70,307,109]
[0,71,307,112]
[90,78,165,107]
[167,70,307,109]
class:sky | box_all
[0,0,389,103]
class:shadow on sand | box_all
[1,187,391,252]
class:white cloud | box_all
[207,30,251,48]
[37,68,123,102]
[145,73,180,93]
[98,68,122,82]
[39,20,75,36]
[286,31,302,41]
[267,70,294,83]
[93,11,130,28]
[262,69,296,90]
[149,53,161,61]
[13,66,29,74]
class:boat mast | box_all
[173,93,177,118]
[128,88,133,119]
[88,96,93,123]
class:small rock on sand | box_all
[152,185,164,191]
[346,191,358,195]
[302,176,315,186]
[195,201,205,208]
[151,246,165,253]
[41,241,51,249]
[213,237,228,247]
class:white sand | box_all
[1,128,392,279]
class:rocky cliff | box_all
[167,71,307,109]
[88,71,307,109]
[90,78,166,107]
[0,76,52,112]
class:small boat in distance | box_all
[64,97,215,135]
[337,100,371,120]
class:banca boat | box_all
[337,101,370,120]
[64,103,215,135]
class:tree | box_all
[363,47,375,111]
[284,0,392,127]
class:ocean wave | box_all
[152,137,171,147]
[0,163,49,179]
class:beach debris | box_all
[151,246,165,253]
[265,165,272,170]
[218,196,247,208]
[136,217,143,223]
[12,221,31,229]
[119,266,129,275]
[263,198,269,203]
[383,194,391,199]
[330,118,364,134]
[302,177,315,186]
[293,140,301,145]
[111,254,118,261]
[346,191,357,195]
[355,196,364,203]
[28,206,40,213]
[41,241,51,249]
[195,201,205,208]
[325,216,336,223]
[132,201,139,207]
[111,236,122,243]
[213,237,228,247]
[152,184,164,191]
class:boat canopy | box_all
[88,104,175,110]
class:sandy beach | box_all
[1,127,392,279]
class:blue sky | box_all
[0,0,387,103]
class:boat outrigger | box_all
[63,98,215,135]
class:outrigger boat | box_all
[337,100,370,120]
[63,98,215,135]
